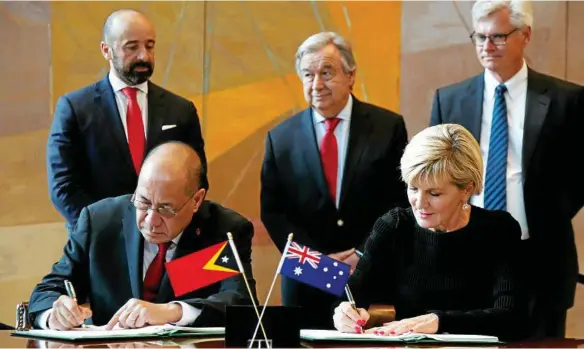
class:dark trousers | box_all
[520,240,569,339]
[529,307,567,339]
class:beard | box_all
[113,55,154,85]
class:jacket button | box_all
[337,219,344,227]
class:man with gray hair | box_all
[261,32,408,328]
[430,0,584,338]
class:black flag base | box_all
[225,305,301,348]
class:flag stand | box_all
[248,233,294,347]
[227,232,271,348]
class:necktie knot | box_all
[495,84,507,96]
[157,242,172,257]
[122,87,139,100]
[325,118,340,132]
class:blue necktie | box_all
[484,84,508,211]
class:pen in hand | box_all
[344,285,363,333]
[64,280,87,328]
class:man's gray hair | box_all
[472,0,533,29]
[295,32,356,76]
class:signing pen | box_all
[64,280,87,328]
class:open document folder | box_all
[300,329,500,344]
[12,324,225,341]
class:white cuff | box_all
[172,301,201,326]
[36,309,52,330]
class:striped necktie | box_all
[484,84,508,211]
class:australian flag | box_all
[279,242,351,297]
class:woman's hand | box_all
[333,301,370,333]
[365,313,439,336]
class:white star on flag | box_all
[294,266,303,276]
[221,256,229,263]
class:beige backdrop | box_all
[0,0,582,336]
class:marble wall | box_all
[0,0,582,336]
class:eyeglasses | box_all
[470,28,519,46]
[130,193,194,219]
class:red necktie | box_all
[143,242,172,302]
[320,118,341,202]
[121,87,145,174]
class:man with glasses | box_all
[29,142,256,330]
[430,0,584,339]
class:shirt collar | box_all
[109,72,149,95]
[171,232,183,246]
[313,94,353,125]
[484,60,527,101]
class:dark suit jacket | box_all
[260,97,408,327]
[47,75,208,231]
[430,68,584,310]
[28,196,256,328]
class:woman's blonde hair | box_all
[400,124,483,195]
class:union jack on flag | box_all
[285,242,321,269]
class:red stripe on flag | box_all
[165,241,239,296]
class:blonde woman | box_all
[333,124,527,340]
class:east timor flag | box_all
[166,241,240,296]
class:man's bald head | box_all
[103,9,152,46]
[134,142,205,244]
[140,142,203,196]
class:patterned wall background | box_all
[0,0,582,336]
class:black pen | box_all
[64,280,86,328]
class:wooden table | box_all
[3,331,584,348]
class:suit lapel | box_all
[461,74,485,141]
[95,76,135,172]
[339,99,372,207]
[146,82,165,154]
[122,205,144,299]
[523,69,550,183]
[299,108,329,199]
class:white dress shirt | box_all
[36,233,201,329]
[313,95,353,209]
[471,60,529,239]
[108,73,149,139]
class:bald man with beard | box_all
[30,142,255,330]
[47,9,208,233]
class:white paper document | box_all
[13,324,225,341]
[300,329,500,343]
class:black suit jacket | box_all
[260,97,408,327]
[430,68,584,310]
[28,196,256,327]
[47,75,208,230]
